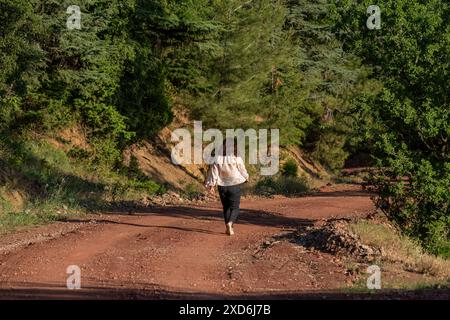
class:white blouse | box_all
[205,155,249,187]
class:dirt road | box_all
[0,187,384,299]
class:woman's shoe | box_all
[226,223,234,236]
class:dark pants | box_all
[218,184,241,224]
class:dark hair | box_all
[222,137,238,156]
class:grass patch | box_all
[0,132,166,232]
[253,176,310,196]
[348,220,450,278]
[332,175,365,185]
[0,193,14,213]
[1,136,165,204]
[182,183,203,200]
[0,197,87,235]
[0,211,60,235]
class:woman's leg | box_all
[218,186,231,224]
[227,185,241,224]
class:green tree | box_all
[181,0,313,145]
[1,0,219,164]
[285,0,371,171]
[0,0,46,131]
[336,0,450,256]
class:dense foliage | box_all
[178,0,369,164]
[335,0,449,256]
[285,0,371,170]
[0,0,365,166]
[0,0,216,163]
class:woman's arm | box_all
[236,157,249,181]
[205,164,219,188]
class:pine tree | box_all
[180,0,314,145]
[0,0,220,157]
[0,0,46,130]
[285,0,371,170]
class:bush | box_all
[281,159,298,177]
[183,183,203,200]
[336,0,450,257]
[124,155,147,181]
[372,161,450,258]
[254,176,309,196]
[67,147,90,160]
[129,180,165,196]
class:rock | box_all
[295,219,381,262]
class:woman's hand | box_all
[207,186,216,195]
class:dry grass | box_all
[348,220,450,278]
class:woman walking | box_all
[205,138,249,236]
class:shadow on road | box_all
[0,282,448,300]
[306,190,374,198]
[62,205,316,230]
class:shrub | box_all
[336,0,450,257]
[183,183,203,200]
[67,147,90,160]
[254,176,309,196]
[281,158,298,177]
[130,180,165,196]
